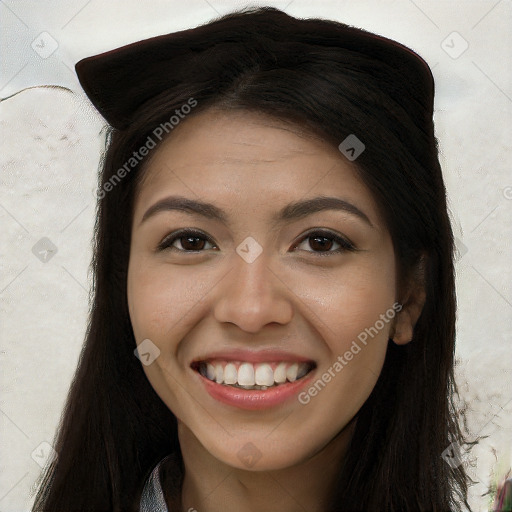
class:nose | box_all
[213,250,294,333]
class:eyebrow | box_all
[140,195,374,228]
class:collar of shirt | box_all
[139,455,172,512]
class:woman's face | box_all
[127,108,399,471]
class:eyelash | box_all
[156,229,356,255]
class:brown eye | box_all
[308,235,334,252]
[294,230,355,255]
[177,235,207,251]
[157,230,217,252]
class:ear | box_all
[390,255,427,345]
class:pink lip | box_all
[190,349,314,365]
[193,369,316,410]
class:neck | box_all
[175,419,355,512]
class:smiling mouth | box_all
[191,360,316,390]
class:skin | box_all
[127,108,424,512]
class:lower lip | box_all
[195,370,315,410]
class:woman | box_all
[32,7,470,511]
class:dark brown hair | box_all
[32,7,470,511]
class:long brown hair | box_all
[32,7,470,511]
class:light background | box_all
[1,1,511,510]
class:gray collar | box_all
[139,457,170,512]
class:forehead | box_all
[133,109,383,227]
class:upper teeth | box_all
[199,361,311,387]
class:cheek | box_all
[127,257,216,344]
[286,256,397,351]
[127,258,215,409]
[128,257,181,346]
[289,254,396,427]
